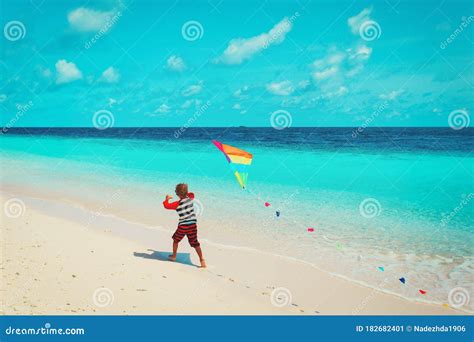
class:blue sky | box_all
[0,0,473,127]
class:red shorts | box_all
[172,224,200,247]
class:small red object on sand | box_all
[419,290,427,295]
[307,228,314,232]
[264,202,271,207]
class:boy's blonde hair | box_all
[175,183,188,198]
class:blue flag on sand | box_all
[399,277,406,284]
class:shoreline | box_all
[1,190,467,315]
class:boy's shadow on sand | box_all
[133,249,197,267]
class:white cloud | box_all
[68,7,116,32]
[216,17,293,65]
[313,52,345,68]
[348,7,372,35]
[379,89,404,101]
[297,80,311,90]
[346,64,363,77]
[234,85,249,98]
[348,45,372,60]
[108,98,117,107]
[55,59,83,84]
[182,81,203,97]
[311,49,345,82]
[167,55,186,72]
[100,67,120,83]
[181,99,202,109]
[313,66,339,81]
[232,103,242,110]
[323,86,348,98]
[155,104,171,113]
[0,94,7,102]
[266,80,294,96]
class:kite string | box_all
[245,187,435,301]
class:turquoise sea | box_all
[1,128,473,310]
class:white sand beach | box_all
[0,193,463,315]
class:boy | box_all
[163,183,206,268]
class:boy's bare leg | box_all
[168,241,178,261]
[194,246,206,268]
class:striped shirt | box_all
[176,197,196,226]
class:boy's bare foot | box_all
[168,255,176,261]
[199,259,207,268]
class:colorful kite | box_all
[212,140,253,189]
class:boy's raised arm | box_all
[163,195,180,210]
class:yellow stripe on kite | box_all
[234,171,245,189]
[228,154,252,165]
